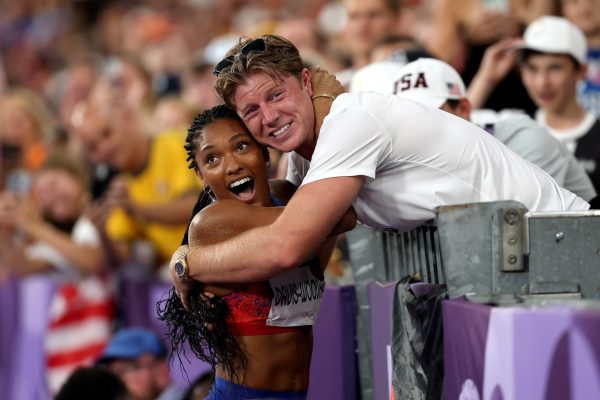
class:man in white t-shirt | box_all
[349,58,596,201]
[170,35,589,302]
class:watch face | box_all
[175,261,186,278]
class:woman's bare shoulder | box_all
[189,200,283,245]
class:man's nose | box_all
[261,105,279,126]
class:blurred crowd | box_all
[0,0,599,398]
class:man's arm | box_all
[184,175,363,284]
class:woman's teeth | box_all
[229,177,252,189]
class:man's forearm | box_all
[186,224,296,283]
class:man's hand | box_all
[309,67,346,135]
[86,199,111,232]
[104,177,135,216]
[169,245,199,310]
[478,38,520,85]
[467,37,520,109]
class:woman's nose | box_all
[224,154,243,174]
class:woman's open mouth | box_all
[228,176,255,201]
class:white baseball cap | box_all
[393,58,466,109]
[519,16,587,65]
[350,58,466,109]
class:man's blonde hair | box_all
[214,35,305,108]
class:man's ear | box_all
[458,98,472,121]
[577,64,588,81]
[194,167,203,180]
[301,68,313,98]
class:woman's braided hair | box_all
[183,104,240,171]
[157,104,248,381]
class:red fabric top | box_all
[223,282,296,336]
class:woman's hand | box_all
[309,67,346,135]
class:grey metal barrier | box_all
[347,223,445,400]
[347,200,600,399]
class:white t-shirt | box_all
[287,93,589,232]
[535,109,597,153]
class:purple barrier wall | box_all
[368,282,397,400]
[1,277,359,398]
[309,284,359,400]
[443,299,490,400]
[444,299,600,400]
[0,276,18,399]
[0,275,56,400]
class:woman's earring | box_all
[205,186,216,202]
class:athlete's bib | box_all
[267,265,325,327]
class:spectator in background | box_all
[45,53,100,135]
[350,57,596,201]
[0,88,57,189]
[517,16,600,193]
[467,15,600,195]
[182,56,219,112]
[337,0,402,85]
[369,34,432,64]
[99,57,156,127]
[0,153,115,395]
[56,366,132,400]
[96,328,184,400]
[558,0,600,114]
[428,0,551,114]
[152,96,197,134]
[72,74,201,279]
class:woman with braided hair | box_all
[158,104,355,399]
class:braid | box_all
[184,104,240,170]
[157,287,245,381]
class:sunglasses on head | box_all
[212,38,267,77]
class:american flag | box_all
[447,82,462,97]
